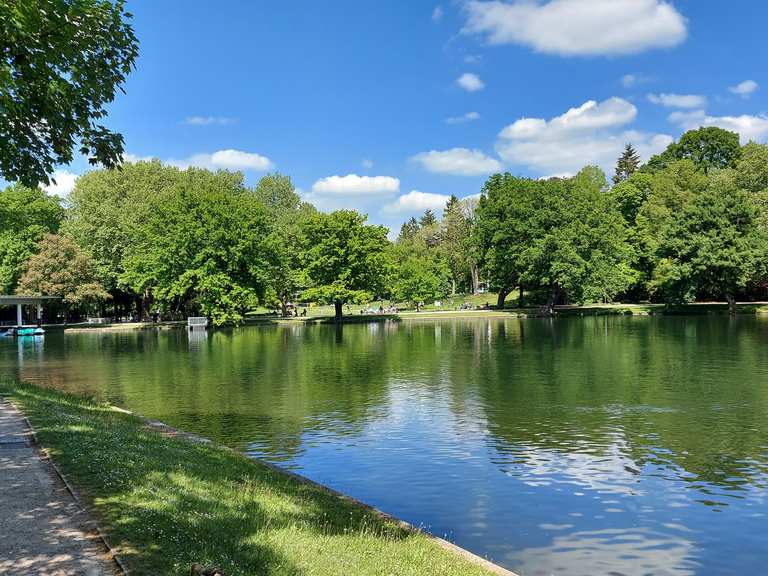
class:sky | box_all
[41,0,768,234]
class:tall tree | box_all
[419,209,437,227]
[441,195,470,295]
[16,233,110,319]
[397,217,420,242]
[119,169,271,325]
[302,210,389,321]
[645,127,741,174]
[613,143,641,184]
[648,171,767,313]
[0,184,63,293]
[0,0,139,187]
[389,236,450,310]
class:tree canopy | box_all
[0,0,139,187]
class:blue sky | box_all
[44,1,768,233]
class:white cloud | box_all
[311,174,400,196]
[383,190,451,214]
[668,109,768,144]
[411,147,502,176]
[621,73,654,88]
[457,73,485,92]
[183,116,237,126]
[121,152,156,163]
[168,149,274,171]
[445,111,481,125]
[362,158,374,169]
[729,80,759,98]
[496,97,672,175]
[647,93,707,108]
[432,5,443,21]
[463,0,687,56]
[43,169,78,198]
[464,54,482,64]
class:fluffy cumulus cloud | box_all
[168,149,274,171]
[496,97,672,175]
[43,169,78,197]
[410,147,502,176]
[462,0,687,57]
[445,111,481,124]
[183,116,237,126]
[383,190,451,214]
[311,174,400,195]
[647,93,707,108]
[457,72,484,92]
[729,80,759,98]
[668,110,768,144]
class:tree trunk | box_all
[496,288,509,309]
[141,288,152,321]
[471,265,480,295]
[280,295,289,317]
[543,286,558,316]
[451,278,457,296]
[725,292,736,315]
[518,284,524,308]
[334,300,343,322]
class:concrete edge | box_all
[8,400,131,576]
[139,416,519,576]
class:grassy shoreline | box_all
[0,380,503,576]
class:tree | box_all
[441,195,471,295]
[389,237,450,310]
[64,160,179,316]
[645,127,741,174]
[613,143,641,184]
[419,209,437,227]
[302,210,389,321]
[474,174,527,308]
[16,234,110,318]
[118,169,272,325]
[0,0,139,187]
[648,171,768,313]
[255,173,316,316]
[523,168,635,312]
[0,184,63,292]
[736,142,768,193]
[397,217,420,242]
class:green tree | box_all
[397,217,420,242]
[523,168,635,312]
[0,0,139,187]
[389,236,450,310]
[64,160,178,315]
[119,169,271,325]
[735,142,768,193]
[612,143,641,184]
[646,127,741,174]
[255,173,316,316]
[16,233,110,318]
[302,210,389,321]
[0,184,63,292]
[441,195,471,295]
[648,171,767,313]
[419,209,437,227]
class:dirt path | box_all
[0,399,115,576]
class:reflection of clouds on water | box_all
[508,528,698,576]
[497,434,645,496]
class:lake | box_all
[2,316,767,575]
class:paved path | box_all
[0,399,115,576]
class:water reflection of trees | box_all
[464,316,768,493]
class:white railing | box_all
[87,317,110,324]
[187,316,208,328]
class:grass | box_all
[0,380,497,576]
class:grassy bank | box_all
[0,380,498,576]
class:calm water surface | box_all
[2,316,767,575]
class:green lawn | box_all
[0,380,497,576]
